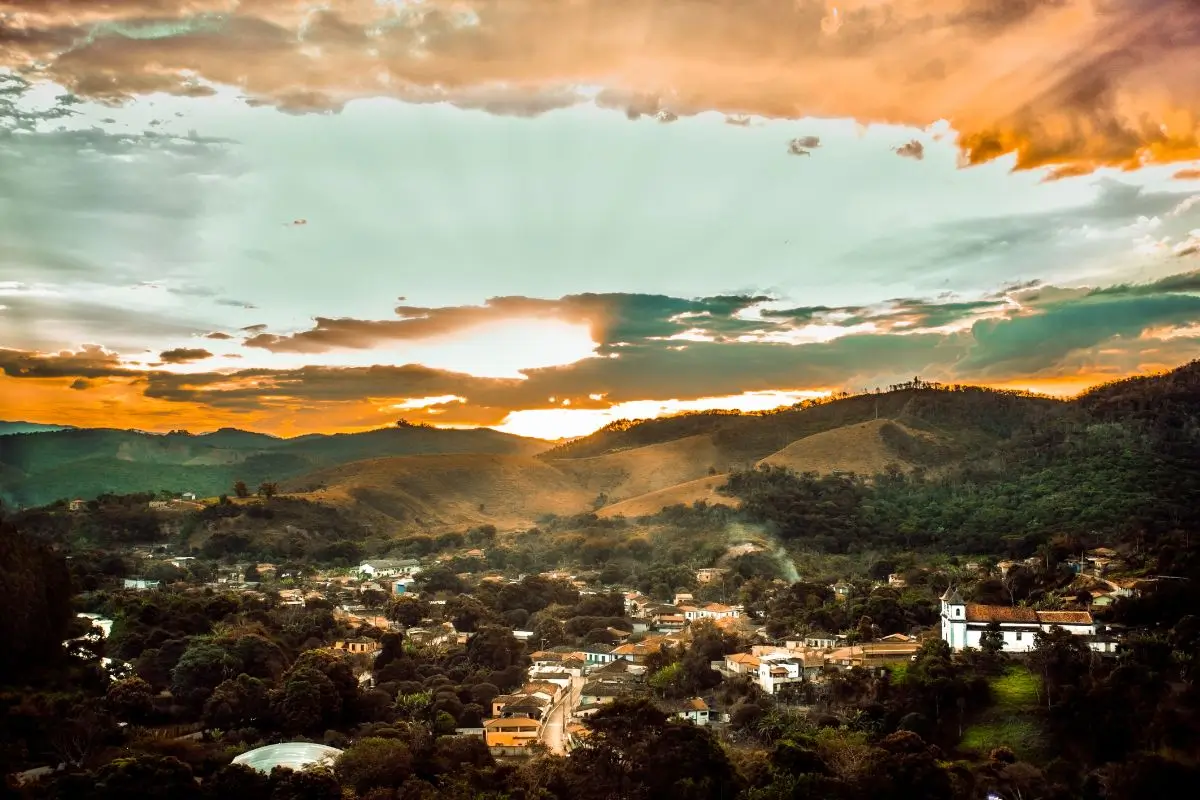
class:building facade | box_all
[940,588,1097,653]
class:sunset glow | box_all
[2,1,1200,440]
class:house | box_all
[657,697,712,725]
[181,492,197,501]
[653,614,687,632]
[696,568,727,584]
[673,593,695,607]
[887,573,907,588]
[577,680,633,716]
[68,499,86,512]
[332,638,380,655]
[831,582,851,600]
[581,643,617,665]
[611,640,665,665]
[493,694,549,720]
[793,632,837,650]
[724,652,761,675]
[624,593,653,617]
[940,588,1099,653]
[357,559,422,579]
[757,653,807,694]
[697,603,740,620]
[122,578,160,590]
[483,717,540,747]
[278,589,306,608]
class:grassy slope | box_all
[960,665,1049,761]
[282,453,593,532]
[757,418,948,475]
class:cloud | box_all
[241,293,772,354]
[0,345,138,379]
[787,136,819,155]
[4,267,1200,435]
[1175,232,1200,257]
[895,140,925,160]
[960,293,1200,375]
[3,1,1200,174]
[159,347,213,364]
[0,293,210,352]
[1177,169,1200,180]
[205,332,234,340]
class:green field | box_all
[960,665,1049,762]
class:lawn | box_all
[959,665,1049,762]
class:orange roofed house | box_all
[940,589,1103,653]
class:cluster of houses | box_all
[104,537,1144,757]
[483,631,716,751]
[624,591,746,635]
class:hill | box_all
[539,385,1058,467]
[757,418,955,476]
[285,454,593,532]
[0,424,549,508]
[550,434,729,505]
[595,474,735,519]
[271,384,1063,526]
[0,420,73,436]
[11,364,1200,548]
[721,361,1200,553]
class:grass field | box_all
[960,665,1049,762]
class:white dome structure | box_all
[231,742,343,774]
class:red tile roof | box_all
[964,604,1039,623]
[1035,610,1094,625]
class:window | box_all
[1015,632,1023,641]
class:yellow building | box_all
[483,717,540,747]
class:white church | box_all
[939,588,1107,654]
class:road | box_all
[540,675,583,754]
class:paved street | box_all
[539,675,583,754]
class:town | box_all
[55,530,1153,761]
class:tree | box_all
[258,482,278,499]
[170,641,239,708]
[385,595,428,627]
[273,667,337,733]
[334,737,414,794]
[233,481,249,498]
[447,594,494,633]
[244,563,261,583]
[202,764,269,799]
[980,622,1005,658]
[106,676,154,722]
[0,519,74,681]
[204,674,270,729]
[565,698,742,800]
[94,755,200,800]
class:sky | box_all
[2,0,1200,440]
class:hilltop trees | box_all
[0,516,74,682]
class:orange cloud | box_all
[1177,169,1200,180]
[3,1,1200,174]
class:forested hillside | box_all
[0,423,548,508]
[721,362,1200,554]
